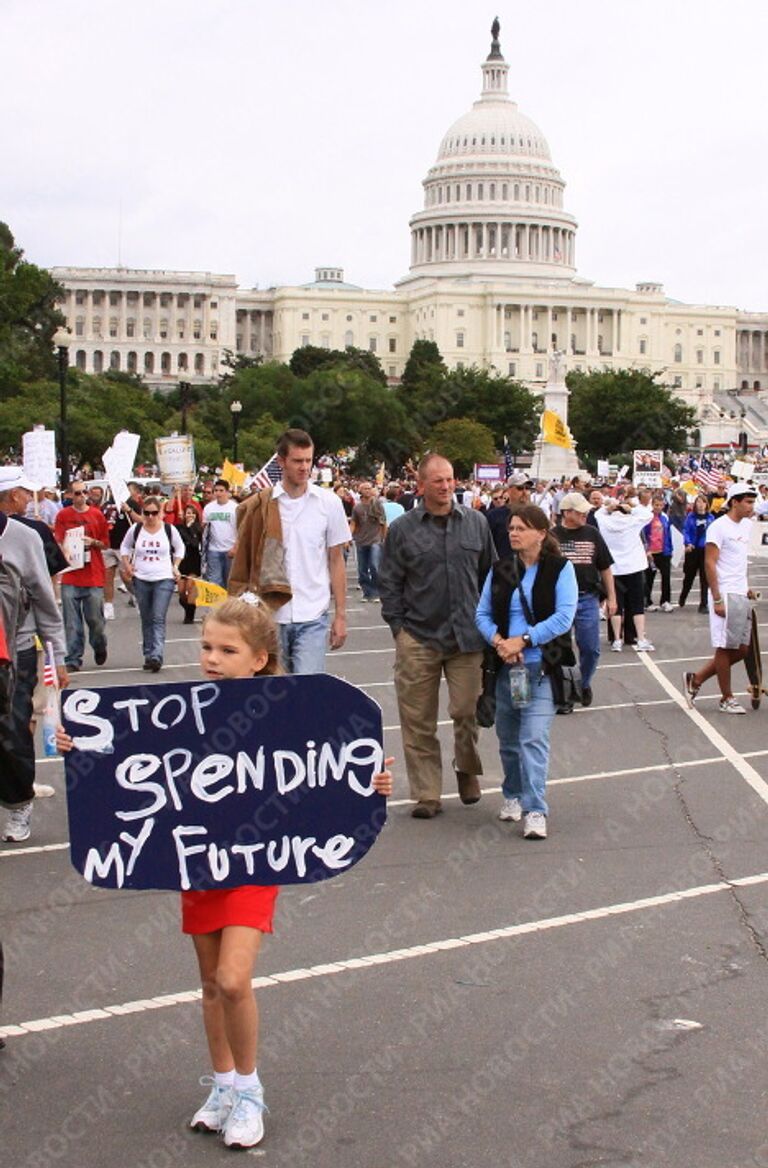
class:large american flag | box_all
[250,455,281,491]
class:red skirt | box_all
[181,885,279,935]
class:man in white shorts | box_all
[682,481,757,714]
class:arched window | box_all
[110,351,120,370]
[127,352,137,373]
[178,352,188,372]
[75,350,86,370]
[673,344,683,363]
[93,350,103,373]
[344,330,354,347]
[466,183,472,200]
[194,353,204,374]
[144,352,154,374]
[161,352,171,374]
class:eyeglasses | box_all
[72,490,85,496]
[143,509,160,516]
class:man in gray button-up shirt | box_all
[379,454,496,817]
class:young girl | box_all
[58,593,393,1149]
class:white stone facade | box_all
[52,23,768,445]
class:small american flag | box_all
[250,455,282,491]
[43,640,58,689]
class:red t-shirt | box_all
[54,505,110,586]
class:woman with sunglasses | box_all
[119,497,185,671]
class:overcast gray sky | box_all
[4,0,766,311]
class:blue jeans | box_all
[206,550,232,589]
[574,593,601,689]
[278,613,330,674]
[356,542,382,599]
[495,663,555,816]
[61,585,107,669]
[133,578,176,663]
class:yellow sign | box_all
[189,578,229,607]
[221,458,247,488]
[541,409,574,449]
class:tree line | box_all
[0,222,696,474]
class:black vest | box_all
[490,552,575,671]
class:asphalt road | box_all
[2,560,768,1168]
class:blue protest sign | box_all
[62,675,385,891]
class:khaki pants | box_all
[394,630,483,803]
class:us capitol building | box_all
[53,22,768,449]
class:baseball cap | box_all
[559,491,592,514]
[0,465,41,493]
[726,481,757,503]
[507,471,534,488]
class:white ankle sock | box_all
[214,1070,235,1088]
[234,1068,262,1092]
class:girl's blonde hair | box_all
[202,598,282,675]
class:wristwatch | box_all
[521,633,532,648]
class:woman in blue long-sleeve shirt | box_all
[679,494,713,611]
[476,505,577,840]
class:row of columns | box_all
[737,329,768,371]
[493,304,622,356]
[65,288,215,343]
[73,348,210,377]
[411,221,575,267]
[236,309,273,355]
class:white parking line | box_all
[3,870,766,1041]
[639,653,768,806]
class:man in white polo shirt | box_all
[230,429,350,673]
[682,481,757,714]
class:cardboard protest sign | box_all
[23,429,57,487]
[156,435,195,485]
[63,675,386,891]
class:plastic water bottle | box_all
[508,664,531,707]
[42,690,60,758]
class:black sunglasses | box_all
[143,509,160,516]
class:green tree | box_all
[567,368,696,460]
[289,344,387,385]
[445,366,539,452]
[0,371,169,468]
[427,418,497,477]
[289,367,410,464]
[395,340,451,442]
[0,222,65,396]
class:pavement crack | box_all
[625,685,768,966]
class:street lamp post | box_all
[52,327,72,491]
[230,400,243,464]
[179,380,191,435]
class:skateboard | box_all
[744,608,765,710]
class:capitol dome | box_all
[400,20,577,285]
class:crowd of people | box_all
[0,433,764,1146]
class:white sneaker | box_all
[634,639,655,652]
[523,811,547,840]
[646,604,660,613]
[116,580,127,593]
[223,1086,267,1148]
[719,697,746,715]
[33,783,55,798]
[610,639,623,652]
[103,602,115,620]
[190,1077,234,1133]
[498,797,523,822]
[2,802,32,842]
[661,601,674,613]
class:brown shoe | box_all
[411,800,443,819]
[455,771,481,805]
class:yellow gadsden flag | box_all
[189,578,229,608]
[221,458,247,488]
[541,409,574,450]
